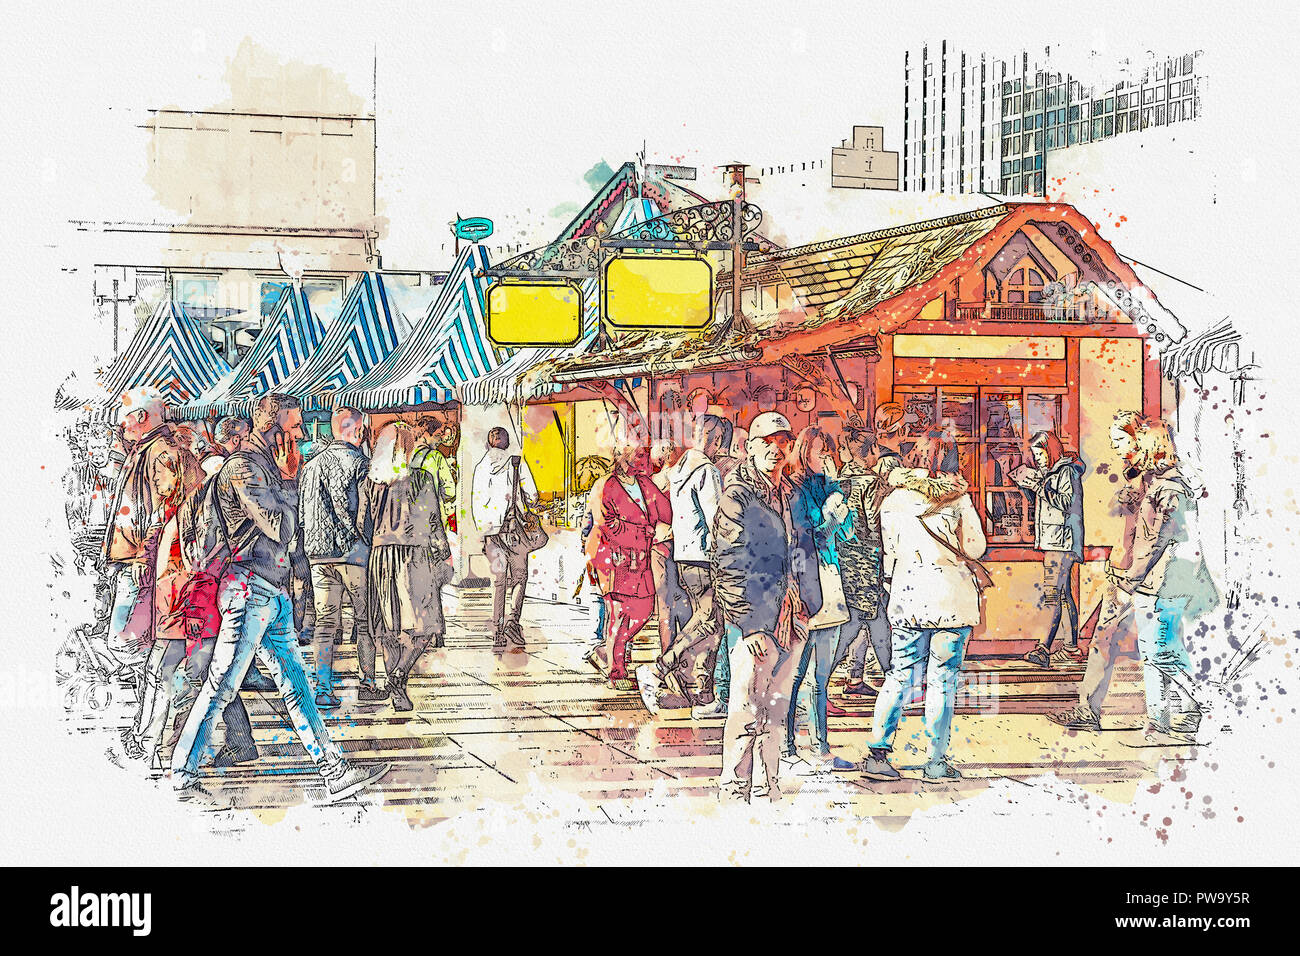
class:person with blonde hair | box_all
[357,422,454,712]
[1119,418,1205,744]
[1049,409,1151,733]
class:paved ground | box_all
[65,587,1196,828]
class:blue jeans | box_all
[106,563,144,662]
[865,625,971,764]
[171,567,342,783]
[713,622,741,705]
[785,624,840,755]
[1132,592,1202,733]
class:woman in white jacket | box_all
[862,435,987,783]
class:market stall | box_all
[538,201,1188,655]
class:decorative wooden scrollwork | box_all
[610,201,763,243]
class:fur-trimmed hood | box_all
[887,467,969,504]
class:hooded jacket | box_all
[879,467,987,629]
[1022,454,1086,557]
[471,447,537,536]
[668,448,723,564]
[712,457,822,641]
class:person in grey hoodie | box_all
[1013,430,1086,667]
[638,413,731,713]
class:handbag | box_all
[497,455,549,554]
[807,559,851,630]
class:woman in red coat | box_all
[586,443,672,691]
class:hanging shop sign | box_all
[486,280,583,347]
[602,254,713,330]
[452,216,495,243]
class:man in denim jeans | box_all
[170,393,389,805]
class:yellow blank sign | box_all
[487,281,583,347]
[604,255,713,329]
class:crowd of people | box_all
[582,401,1209,802]
[67,383,1209,808]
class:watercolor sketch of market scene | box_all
[47,37,1282,833]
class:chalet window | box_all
[1002,264,1045,303]
[895,386,1066,543]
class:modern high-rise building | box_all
[903,43,1204,197]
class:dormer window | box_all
[1004,263,1045,303]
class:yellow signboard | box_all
[487,281,583,347]
[603,255,713,330]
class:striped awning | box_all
[458,197,659,406]
[329,246,499,410]
[1161,318,1246,380]
[175,285,326,419]
[275,273,413,410]
[59,299,231,418]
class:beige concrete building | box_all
[72,43,391,362]
[830,125,899,190]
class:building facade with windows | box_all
[904,44,1204,197]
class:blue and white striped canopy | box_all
[329,245,499,410]
[277,273,413,410]
[175,285,326,419]
[71,299,231,416]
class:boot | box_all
[388,668,413,712]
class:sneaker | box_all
[1024,643,1051,667]
[861,749,901,782]
[655,690,692,711]
[810,752,858,772]
[492,630,508,649]
[1046,709,1101,733]
[507,624,527,648]
[314,691,342,710]
[584,645,609,675]
[636,665,662,715]
[120,727,145,761]
[322,760,391,803]
[1051,644,1086,665]
[388,670,413,712]
[357,681,388,702]
[175,778,229,808]
[212,743,260,768]
[826,699,848,717]
[610,676,639,693]
[923,758,963,782]
[843,680,878,698]
[691,698,729,720]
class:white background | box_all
[1,0,1298,865]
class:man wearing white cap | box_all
[712,411,819,802]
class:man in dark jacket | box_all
[713,412,817,803]
[299,406,371,707]
[169,393,389,805]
